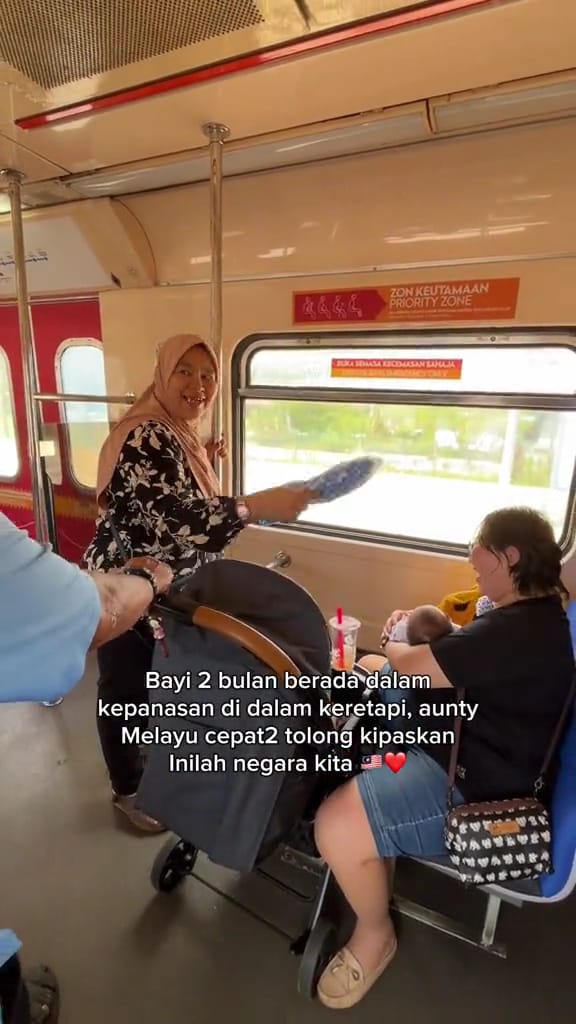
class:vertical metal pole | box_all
[202,122,230,486]
[480,895,502,949]
[0,168,49,544]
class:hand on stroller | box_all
[243,485,315,523]
[123,556,174,595]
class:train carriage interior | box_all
[1,0,576,1021]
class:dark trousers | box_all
[96,621,154,795]
[0,956,29,1024]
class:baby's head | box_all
[405,605,454,645]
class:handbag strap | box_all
[448,670,576,807]
[447,689,465,809]
[106,513,130,560]
[534,668,576,793]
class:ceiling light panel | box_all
[66,107,431,198]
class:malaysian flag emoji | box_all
[361,754,383,770]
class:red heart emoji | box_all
[384,752,407,773]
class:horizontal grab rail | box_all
[33,392,136,404]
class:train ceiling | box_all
[0,0,575,208]
[0,2,494,95]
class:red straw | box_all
[336,606,344,670]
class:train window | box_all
[235,335,576,553]
[247,344,576,394]
[58,341,109,490]
[0,348,19,480]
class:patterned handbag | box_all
[445,678,576,886]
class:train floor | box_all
[1,654,574,1024]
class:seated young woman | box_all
[83,333,314,831]
[313,506,574,1010]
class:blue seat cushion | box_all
[539,601,576,897]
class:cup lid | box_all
[329,615,361,629]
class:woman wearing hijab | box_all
[83,333,313,831]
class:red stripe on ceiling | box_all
[16,0,500,131]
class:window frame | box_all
[232,328,576,557]
[55,337,107,493]
[0,345,20,482]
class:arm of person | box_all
[385,613,520,692]
[384,640,454,688]
[117,422,244,553]
[86,565,169,649]
[0,514,169,704]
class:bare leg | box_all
[358,654,387,674]
[314,777,397,1008]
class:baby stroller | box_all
[136,558,370,998]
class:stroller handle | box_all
[152,597,302,683]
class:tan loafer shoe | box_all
[317,938,397,1009]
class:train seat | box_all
[393,599,576,957]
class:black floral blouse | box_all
[82,421,244,577]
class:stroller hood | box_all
[162,558,332,677]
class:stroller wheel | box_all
[297,918,338,999]
[150,838,198,894]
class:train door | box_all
[0,298,106,562]
[0,304,29,531]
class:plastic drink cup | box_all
[329,615,361,671]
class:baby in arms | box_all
[387,604,460,645]
[334,599,493,723]
[385,594,496,647]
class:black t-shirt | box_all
[418,596,574,803]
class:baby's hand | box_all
[382,608,411,642]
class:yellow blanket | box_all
[438,585,481,627]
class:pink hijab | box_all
[96,333,220,509]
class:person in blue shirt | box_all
[0,512,173,1024]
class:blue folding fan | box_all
[304,455,382,502]
[257,456,382,524]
